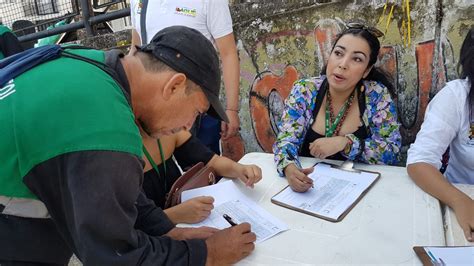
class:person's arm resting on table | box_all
[407,86,474,242]
[165,132,262,224]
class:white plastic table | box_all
[444,184,474,247]
[232,152,445,265]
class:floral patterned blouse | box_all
[273,76,402,175]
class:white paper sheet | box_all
[272,163,378,220]
[181,181,288,243]
[425,247,474,266]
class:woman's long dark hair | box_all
[458,26,474,105]
[321,28,396,99]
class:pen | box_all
[439,257,446,266]
[223,214,237,227]
[426,250,438,265]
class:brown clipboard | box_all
[271,161,381,222]
[413,246,472,266]
[413,246,436,266]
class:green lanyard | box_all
[143,139,167,187]
[325,89,355,137]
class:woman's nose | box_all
[338,57,349,70]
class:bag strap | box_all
[142,139,167,187]
[0,45,130,101]
[140,0,149,45]
[0,45,62,86]
[61,48,122,85]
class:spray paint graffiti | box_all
[242,19,452,153]
[221,133,245,162]
[248,66,299,152]
[399,40,447,144]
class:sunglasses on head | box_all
[346,22,384,38]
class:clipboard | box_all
[413,246,436,266]
[413,245,474,266]
[271,161,381,222]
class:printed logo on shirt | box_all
[175,6,197,17]
[0,80,15,100]
[136,0,143,14]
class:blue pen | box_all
[439,257,446,266]
[426,250,438,264]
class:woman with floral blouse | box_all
[273,22,402,192]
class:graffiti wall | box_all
[221,0,473,163]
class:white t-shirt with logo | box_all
[130,0,233,45]
[407,78,474,184]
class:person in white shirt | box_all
[407,27,474,242]
[129,0,241,154]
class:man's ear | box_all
[363,66,373,79]
[162,73,187,101]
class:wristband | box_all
[343,135,353,155]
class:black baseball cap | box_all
[138,25,229,123]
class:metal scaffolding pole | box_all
[80,0,94,36]
[18,8,130,43]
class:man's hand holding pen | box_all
[205,222,256,265]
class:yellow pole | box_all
[378,0,389,25]
[385,5,395,35]
[406,0,411,46]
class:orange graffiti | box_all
[245,18,452,154]
[377,46,398,89]
[249,66,299,152]
[221,133,245,162]
[401,40,446,144]
[313,20,342,68]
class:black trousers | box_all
[0,214,72,265]
[191,114,221,155]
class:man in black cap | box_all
[0,25,255,265]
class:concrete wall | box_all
[77,0,473,163]
[222,0,473,163]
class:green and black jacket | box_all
[0,48,207,265]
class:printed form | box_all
[424,246,474,265]
[272,163,378,221]
[182,180,288,243]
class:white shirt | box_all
[130,0,233,45]
[407,79,474,184]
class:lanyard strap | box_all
[142,139,167,187]
[325,89,355,137]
